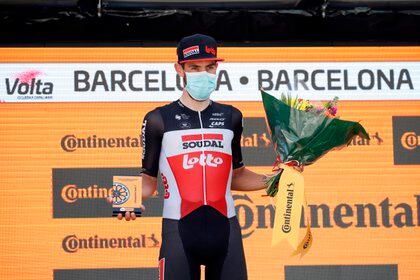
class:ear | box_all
[174,63,185,78]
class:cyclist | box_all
[110,34,272,280]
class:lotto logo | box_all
[182,153,223,169]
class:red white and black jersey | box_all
[141,99,244,220]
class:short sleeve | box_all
[141,109,164,177]
[231,106,244,169]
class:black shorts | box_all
[158,206,247,280]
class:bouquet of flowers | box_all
[261,90,369,256]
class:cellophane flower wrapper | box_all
[261,90,370,197]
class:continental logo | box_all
[61,135,141,152]
[61,184,113,203]
[233,194,420,239]
[240,118,275,166]
[240,131,271,148]
[348,132,383,146]
[62,234,160,253]
[59,130,382,153]
[281,183,294,234]
[52,168,163,218]
[401,132,419,150]
[392,116,420,165]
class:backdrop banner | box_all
[0,46,419,280]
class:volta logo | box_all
[183,46,200,58]
[5,70,53,100]
[392,116,420,165]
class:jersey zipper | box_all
[197,110,207,205]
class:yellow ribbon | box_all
[271,164,313,257]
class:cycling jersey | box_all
[141,99,247,280]
[141,99,244,220]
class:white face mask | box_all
[185,71,217,101]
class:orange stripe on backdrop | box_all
[1,100,420,280]
[1,46,420,62]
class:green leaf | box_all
[261,90,369,166]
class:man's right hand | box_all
[106,196,145,221]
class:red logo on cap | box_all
[205,46,216,56]
[183,45,200,58]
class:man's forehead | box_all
[184,61,217,67]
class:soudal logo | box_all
[183,153,223,169]
[61,134,141,152]
[392,116,420,165]
[183,46,199,58]
[205,46,216,56]
[62,234,160,253]
[5,70,53,100]
[182,133,224,150]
